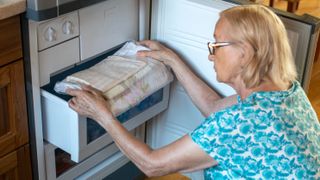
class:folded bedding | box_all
[58,42,174,116]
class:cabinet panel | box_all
[16,144,32,180]
[0,66,16,157]
[0,145,32,180]
[0,70,10,137]
[0,60,28,158]
[0,149,18,179]
[0,16,22,67]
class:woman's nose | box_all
[208,54,214,62]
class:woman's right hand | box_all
[137,40,181,67]
[67,84,115,128]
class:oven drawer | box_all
[44,141,124,180]
[40,47,170,162]
[44,125,145,179]
[41,86,169,162]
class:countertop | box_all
[0,0,26,20]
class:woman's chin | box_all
[216,75,222,82]
[216,76,227,84]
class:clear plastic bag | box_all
[54,80,82,95]
[54,41,173,115]
[113,41,149,57]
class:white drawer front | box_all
[44,125,146,179]
[41,85,170,162]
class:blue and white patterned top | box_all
[190,81,320,179]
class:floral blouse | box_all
[190,81,320,179]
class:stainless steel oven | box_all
[23,0,320,179]
[25,0,161,179]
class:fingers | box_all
[137,40,155,48]
[66,88,82,96]
[137,40,170,61]
[137,50,153,58]
[68,97,80,113]
[68,91,93,113]
[80,84,96,94]
[68,97,92,118]
[66,84,101,97]
[137,40,165,51]
[82,85,105,98]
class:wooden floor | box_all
[144,173,190,180]
[309,59,320,119]
[146,1,320,180]
[263,0,320,17]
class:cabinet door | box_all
[0,60,28,157]
[0,16,22,67]
[0,149,18,179]
[0,145,32,180]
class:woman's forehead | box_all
[214,18,231,40]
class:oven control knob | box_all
[44,27,57,42]
[62,21,74,35]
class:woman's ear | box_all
[239,42,254,67]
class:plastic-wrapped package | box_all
[54,81,82,95]
[113,41,149,57]
[55,41,173,115]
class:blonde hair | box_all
[220,5,297,89]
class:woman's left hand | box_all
[66,84,114,125]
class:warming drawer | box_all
[40,46,170,162]
[44,127,144,179]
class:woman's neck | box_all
[232,79,289,100]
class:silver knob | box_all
[62,21,74,35]
[44,27,57,42]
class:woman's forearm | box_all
[98,115,216,177]
[99,117,170,177]
[137,40,222,116]
[169,58,222,116]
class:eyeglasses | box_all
[207,42,234,55]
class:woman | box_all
[67,4,320,179]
